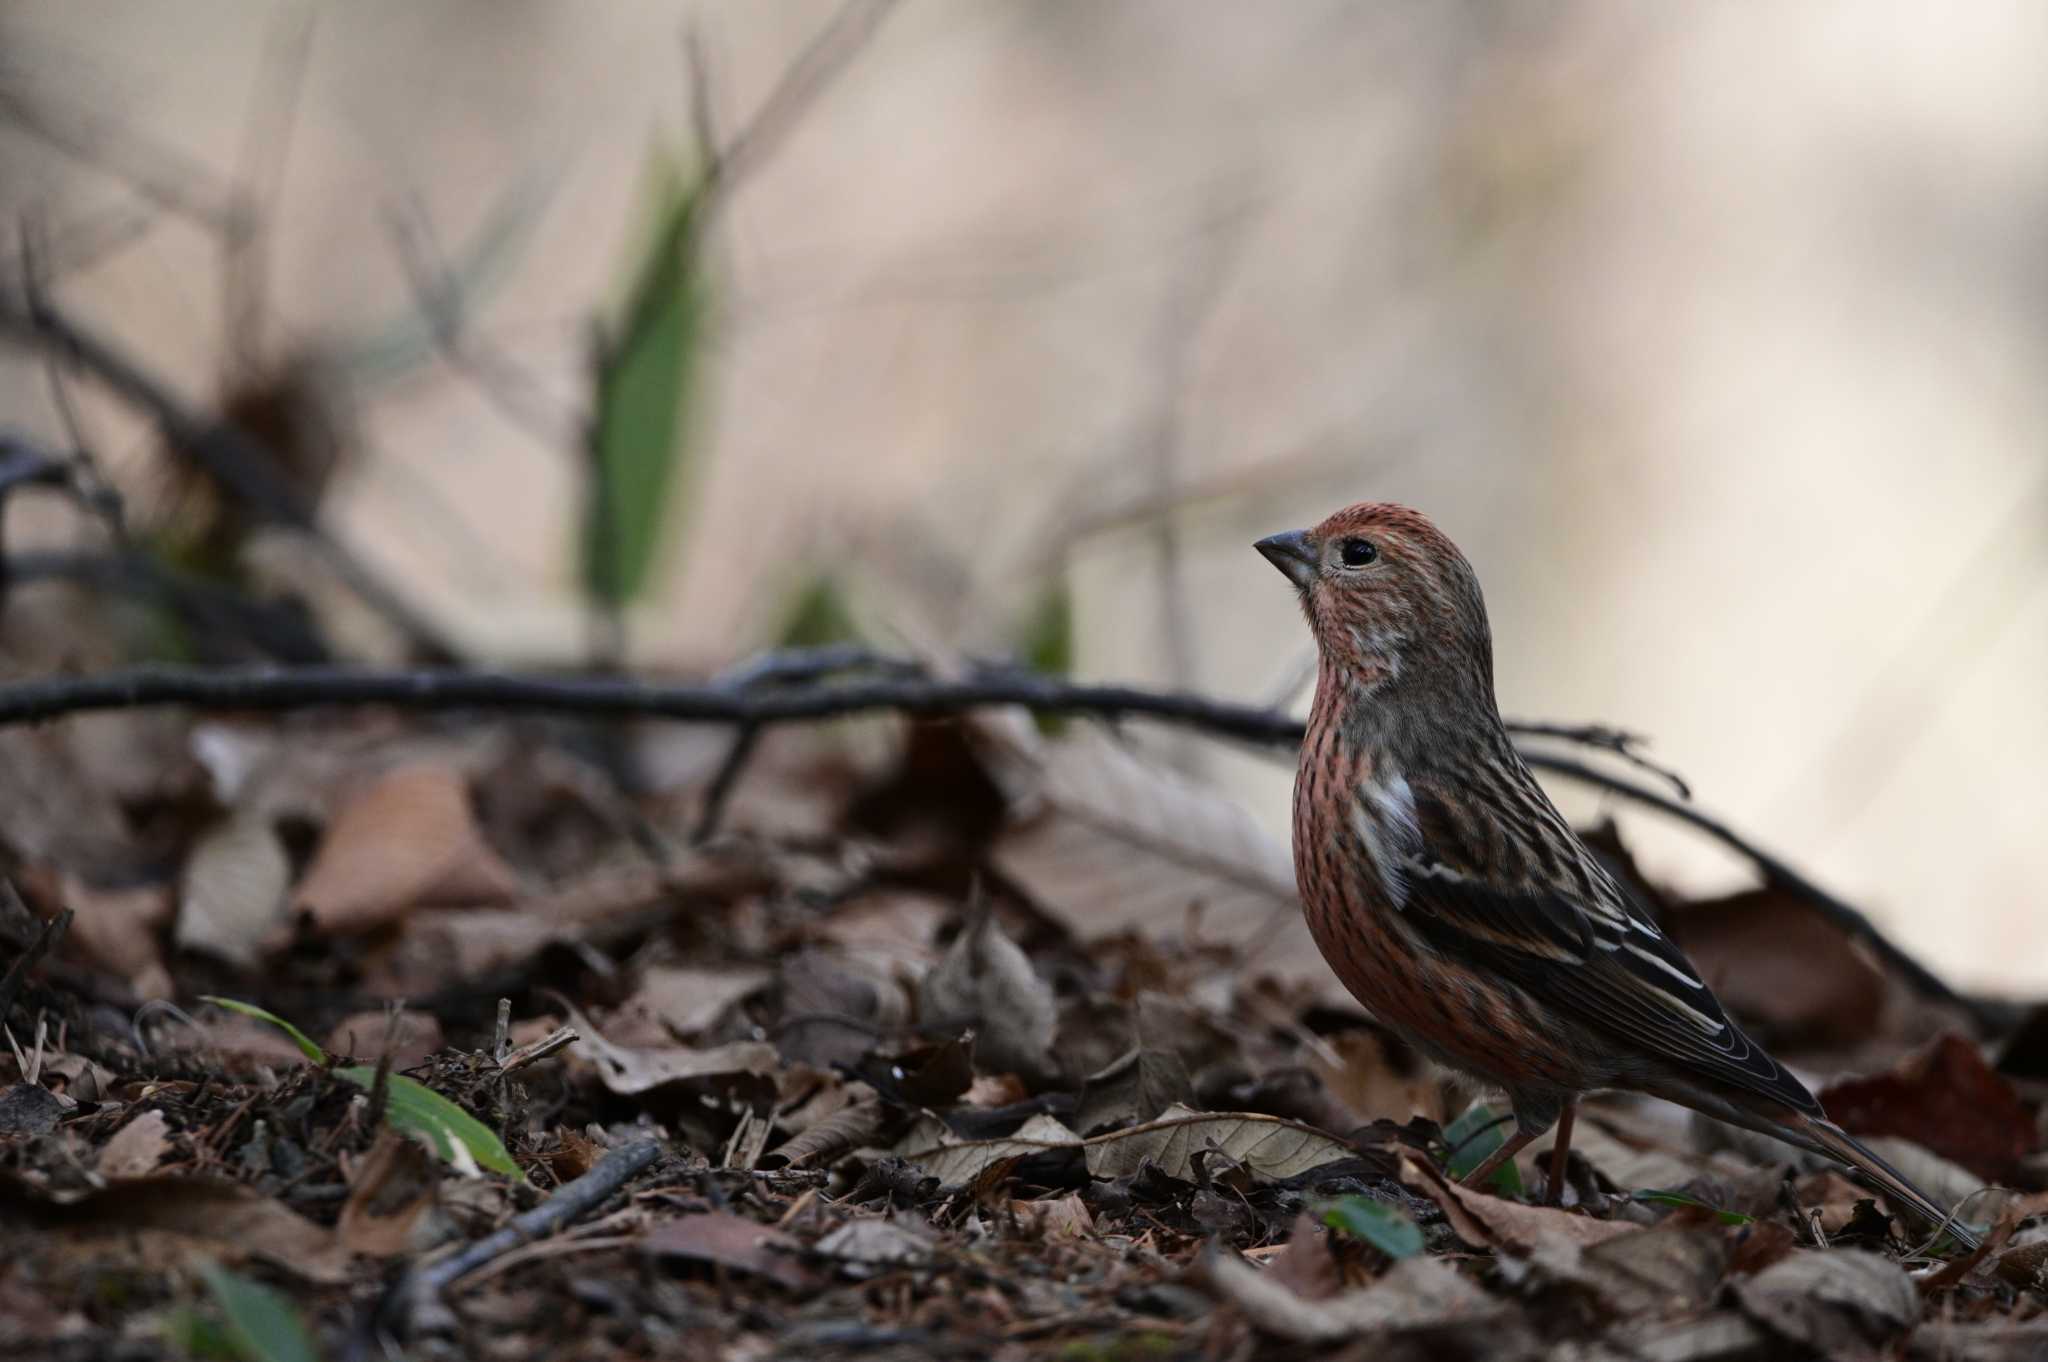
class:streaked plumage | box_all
[1258,502,1978,1247]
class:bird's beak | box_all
[1255,530,1318,589]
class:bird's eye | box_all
[1339,538,1377,568]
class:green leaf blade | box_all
[1319,1194,1424,1258]
[1443,1101,1524,1196]
[196,1263,322,1362]
[334,1067,522,1179]
[200,998,327,1065]
[584,152,709,608]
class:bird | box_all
[1255,501,1979,1248]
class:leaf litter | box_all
[0,703,2042,1360]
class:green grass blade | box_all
[334,1067,522,1179]
[584,148,708,608]
[1319,1194,1424,1258]
[196,1263,322,1362]
[200,998,326,1065]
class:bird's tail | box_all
[1795,1115,1982,1251]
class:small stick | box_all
[382,1139,660,1335]
[490,998,511,1063]
[495,1026,577,1074]
[0,898,71,1021]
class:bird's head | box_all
[1255,501,1495,701]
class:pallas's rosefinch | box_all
[1257,501,1978,1246]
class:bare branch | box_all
[0,649,1983,1023]
[0,289,461,661]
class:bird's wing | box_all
[1382,782,1821,1117]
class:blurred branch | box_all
[0,288,461,662]
[220,2,319,381]
[0,648,1983,1022]
[0,81,241,234]
[691,0,901,204]
[384,206,580,449]
[1518,752,1991,1026]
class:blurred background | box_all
[2,1,2043,991]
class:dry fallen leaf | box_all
[1085,1105,1353,1182]
[815,1217,936,1275]
[1734,1249,1919,1354]
[1818,1034,2035,1184]
[1399,1152,1642,1251]
[292,762,522,933]
[976,726,1333,994]
[95,1109,171,1179]
[175,813,292,968]
[917,899,1057,1080]
[0,1173,352,1282]
[561,1001,776,1096]
[44,871,174,1000]
[339,1129,449,1257]
[1202,1246,1511,1343]
[624,965,771,1039]
[643,1210,817,1290]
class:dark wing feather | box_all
[1394,786,1820,1117]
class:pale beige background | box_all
[3,3,2043,990]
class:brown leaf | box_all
[1010,1193,1095,1241]
[1083,1105,1353,1182]
[1818,1034,2034,1183]
[977,727,1333,995]
[625,965,770,1038]
[292,763,522,933]
[0,1173,351,1282]
[768,1091,884,1169]
[95,1109,171,1179]
[1076,1044,1195,1135]
[44,871,173,999]
[642,1210,817,1290]
[1733,1249,1918,1353]
[1201,1247,1512,1344]
[1399,1152,1642,1252]
[561,1000,776,1096]
[174,814,291,967]
[814,1217,936,1275]
[323,1010,445,1067]
[0,1084,66,1137]
[1521,1222,1733,1317]
[1667,887,1886,1048]
[1263,1212,1341,1302]
[1992,1240,2048,1294]
[339,1130,447,1257]
[916,900,1057,1080]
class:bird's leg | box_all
[1459,1126,1539,1191]
[1543,1098,1578,1206]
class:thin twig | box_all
[0,292,460,661]
[1518,752,1985,1022]
[495,1025,578,1074]
[0,655,1983,1020]
[382,1139,661,1335]
[0,899,71,1022]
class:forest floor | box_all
[1,688,2044,1361]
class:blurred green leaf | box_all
[194,1263,321,1362]
[776,574,861,647]
[1443,1101,1523,1195]
[1629,1188,1753,1225]
[1018,577,1073,677]
[204,997,520,1179]
[584,147,710,608]
[1319,1194,1424,1258]
[200,997,326,1065]
[333,1066,522,1179]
